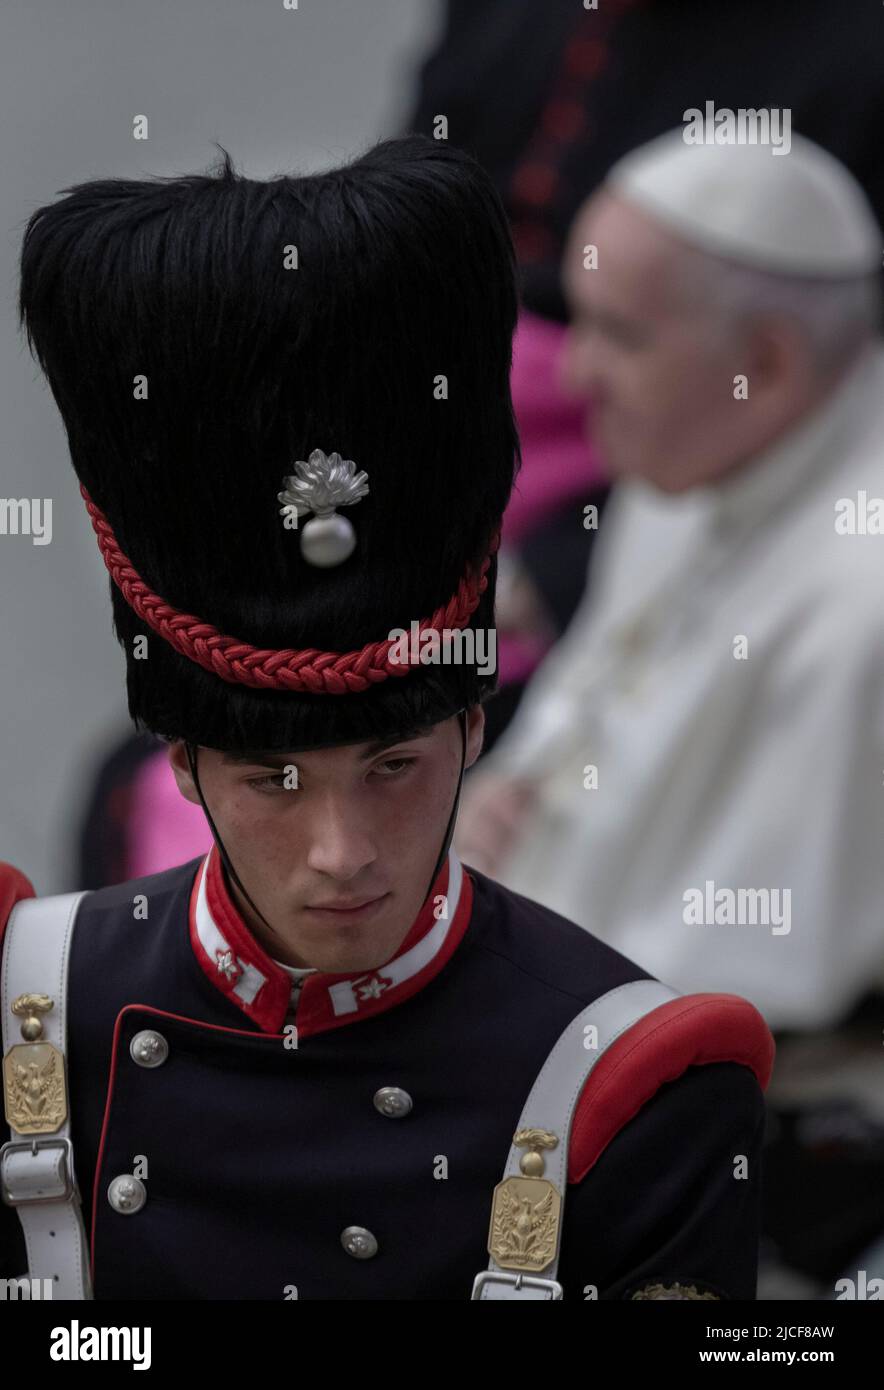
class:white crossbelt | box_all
[1,891,93,1299]
[472,978,679,1300]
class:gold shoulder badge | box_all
[2,994,68,1135]
[488,1129,562,1273]
[631,1281,721,1301]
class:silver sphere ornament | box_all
[299,513,358,568]
[278,448,369,569]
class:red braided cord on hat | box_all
[80,485,499,695]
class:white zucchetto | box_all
[605,128,881,277]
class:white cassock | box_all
[486,344,884,1031]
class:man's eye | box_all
[372,757,416,778]
[247,774,288,793]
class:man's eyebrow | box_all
[220,726,434,768]
[220,751,299,768]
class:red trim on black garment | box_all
[0,862,36,948]
[89,890,473,1280]
[90,1001,295,1282]
[566,994,775,1184]
[188,846,474,1039]
[506,0,642,265]
[88,983,770,1280]
[189,850,290,1033]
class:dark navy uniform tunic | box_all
[0,852,768,1300]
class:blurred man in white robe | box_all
[457,129,884,1034]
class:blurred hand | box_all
[495,550,557,641]
[455,771,536,878]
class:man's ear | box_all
[167,740,202,806]
[747,316,807,397]
[464,704,486,771]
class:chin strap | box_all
[425,707,468,896]
[185,741,280,939]
[184,708,469,943]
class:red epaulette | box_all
[0,862,37,951]
[567,993,774,1183]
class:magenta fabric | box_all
[497,308,604,685]
[498,631,555,685]
[127,746,213,878]
[503,307,603,547]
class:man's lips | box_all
[303,893,390,917]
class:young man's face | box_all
[169,707,484,973]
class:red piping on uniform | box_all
[89,1002,299,1280]
[91,863,476,1274]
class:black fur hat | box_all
[19,135,520,751]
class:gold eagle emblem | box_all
[3,1042,68,1134]
[488,1176,562,1272]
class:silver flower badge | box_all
[278,449,370,568]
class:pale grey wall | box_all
[1,0,442,890]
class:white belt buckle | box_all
[0,1137,76,1206]
[472,1270,564,1300]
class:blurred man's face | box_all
[169,708,484,973]
[561,193,754,492]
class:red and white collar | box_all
[188,844,473,1038]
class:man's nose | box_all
[305,796,379,881]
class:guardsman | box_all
[1,134,773,1300]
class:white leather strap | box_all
[1,891,93,1299]
[474,978,679,1300]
